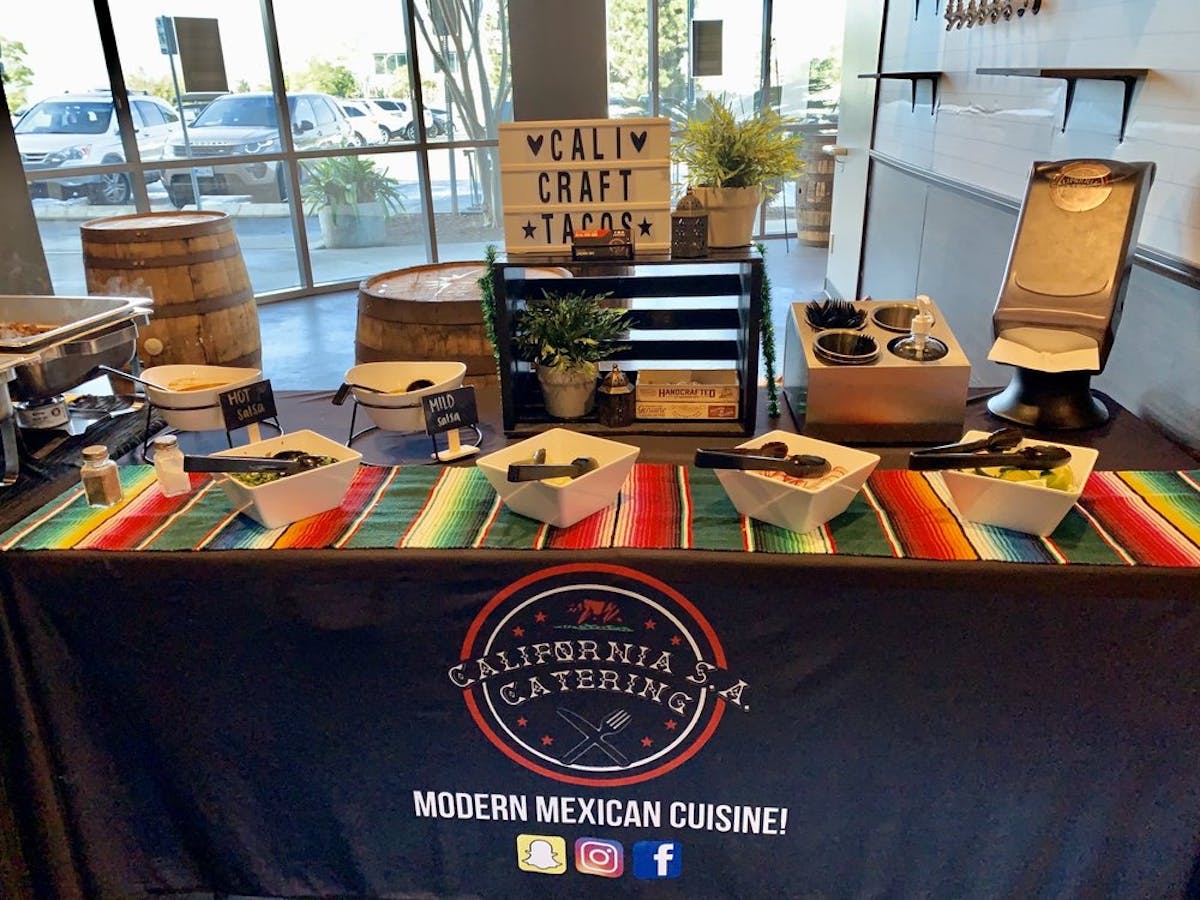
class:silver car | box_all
[162,92,354,206]
[17,91,181,204]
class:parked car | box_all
[16,91,181,204]
[340,99,392,146]
[368,97,434,141]
[429,108,451,137]
[162,91,354,206]
[350,98,409,142]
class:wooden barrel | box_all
[356,262,570,387]
[796,127,837,247]
[81,211,262,370]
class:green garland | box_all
[477,244,500,372]
[755,242,780,419]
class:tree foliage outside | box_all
[605,0,688,110]
[1,36,35,112]
[409,0,511,225]
[125,68,174,103]
[289,59,360,98]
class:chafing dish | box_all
[1,294,152,488]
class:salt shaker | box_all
[80,445,123,508]
[151,434,191,497]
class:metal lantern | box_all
[597,363,635,427]
[671,187,709,258]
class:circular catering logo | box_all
[1049,160,1115,213]
[449,564,749,787]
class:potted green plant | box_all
[514,289,632,419]
[672,94,805,248]
[300,156,405,249]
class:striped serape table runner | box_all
[2,464,1198,566]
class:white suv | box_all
[16,91,180,205]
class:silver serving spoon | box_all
[96,365,169,392]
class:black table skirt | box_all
[2,548,1198,898]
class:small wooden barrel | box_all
[81,211,262,370]
[796,127,837,247]
[356,262,569,387]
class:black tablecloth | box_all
[1,388,1198,898]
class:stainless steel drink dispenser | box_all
[987,159,1155,429]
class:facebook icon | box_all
[633,840,682,879]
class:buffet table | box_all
[1,389,1198,899]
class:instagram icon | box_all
[574,838,624,878]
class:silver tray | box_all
[0,295,152,351]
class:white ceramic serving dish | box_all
[712,429,881,534]
[141,364,262,431]
[476,428,639,528]
[938,431,1098,536]
[209,429,361,529]
[345,361,467,433]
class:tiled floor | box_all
[256,241,829,390]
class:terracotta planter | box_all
[693,186,762,248]
[536,362,598,419]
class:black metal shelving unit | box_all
[495,250,763,437]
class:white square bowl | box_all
[476,428,639,528]
[142,364,262,432]
[209,429,362,529]
[938,431,1098,536]
[345,361,467,433]
[712,429,881,533]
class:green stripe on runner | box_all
[824,494,896,558]
[686,469,747,551]
[341,466,443,548]
[1044,507,1129,564]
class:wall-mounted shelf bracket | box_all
[914,0,941,19]
[975,68,1149,142]
[858,72,942,115]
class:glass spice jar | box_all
[80,445,123,508]
[151,434,192,497]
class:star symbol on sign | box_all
[670,635,682,646]
[522,220,537,239]
[664,719,678,730]
[641,736,654,747]
[516,717,528,727]
[638,217,652,236]
[513,626,525,637]
[534,611,547,623]
[644,618,657,630]
[541,735,554,746]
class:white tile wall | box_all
[874,0,1200,264]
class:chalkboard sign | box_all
[421,386,478,435]
[219,380,278,433]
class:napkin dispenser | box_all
[987,159,1155,429]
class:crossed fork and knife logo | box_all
[557,707,633,766]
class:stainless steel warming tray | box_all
[0,295,152,351]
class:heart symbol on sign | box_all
[630,130,648,153]
[527,134,545,157]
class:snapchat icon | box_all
[516,834,567,875]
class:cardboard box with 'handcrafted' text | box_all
[635,369,740,419]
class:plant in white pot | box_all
[672,94,805,248]
[301,156,405,249]
[514,290,632,419]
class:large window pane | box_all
[607,0,651,118]
[430,147,503,261]
[305,152,427,285]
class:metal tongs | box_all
[908,444,1072,471]
[507,452,599,482]
[694,448,832,479]
[183,455,307,475]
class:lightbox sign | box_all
[498,117,671,255]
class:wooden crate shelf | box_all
[495,250,763,436]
